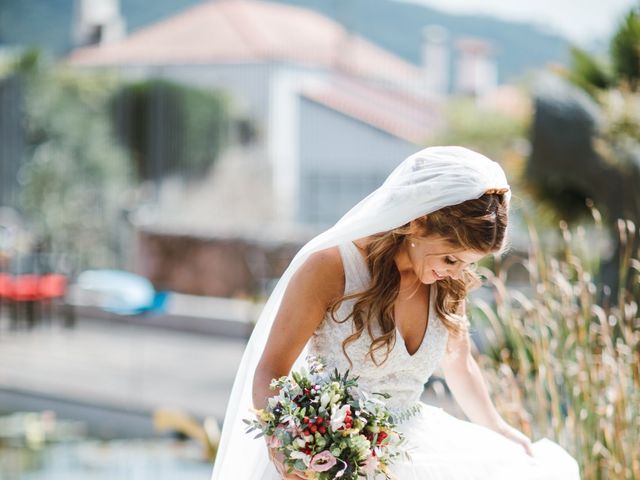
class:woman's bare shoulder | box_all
[297,246,345,307]
[256,246,347,377]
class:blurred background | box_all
[0,0,638,478]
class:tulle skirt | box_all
[258,401,581,479]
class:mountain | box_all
[0,0,570,82]
[275,0,570,83]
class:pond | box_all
[0,411,213,479]
[1,438,213,480]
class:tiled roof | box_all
[68,0,422,87]
[301,75,443,144]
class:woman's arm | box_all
[252,248,344,479]
[440,326,505,431]
[252,248,343,410]
[440,305,534,456]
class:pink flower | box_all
[361,453,379,474]
[309,450,337,472]
[290,424,304,437]
[265,435,282,449]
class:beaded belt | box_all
[388,402,423,424]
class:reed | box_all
[473,207,639,479]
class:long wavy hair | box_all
[327,191,509,368]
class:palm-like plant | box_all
[611,10,640,92]
[567,9,640,96]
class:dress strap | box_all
[338,241,371,294]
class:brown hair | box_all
[327,192,509,368]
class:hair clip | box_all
[484,187,510,195]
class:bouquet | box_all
[244,356,411,479]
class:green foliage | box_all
[567,8,640,95]
[431,98,528,160]
[110,79,231,182]
[429,96,530,188]
[567,47,613,98]
[11,47,43,74]
[16,52,132,270]
[611,10,640,91]
[541,6,640,232]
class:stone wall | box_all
[134,228,304,299]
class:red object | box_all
[0,273,67,301]
[11,275,41,301]
[39,274,67,299]
[0,273,13,298]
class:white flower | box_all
[330,404,350,431]
[290,450,312,467]
[320,392,331,409]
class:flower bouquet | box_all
[244,356,411,479]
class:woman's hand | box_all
[268,447,306,479]
[495,421,534,457]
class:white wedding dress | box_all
[258,240,581,479]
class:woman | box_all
[210,146,581,479]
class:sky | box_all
[396,0,638,47]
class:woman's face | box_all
[405,233,487,284]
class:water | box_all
[0,438,212,480]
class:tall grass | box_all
[472,209,639,479]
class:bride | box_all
[210,146,581,479]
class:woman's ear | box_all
[409,216,428,234]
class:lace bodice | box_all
[308,241,449,420]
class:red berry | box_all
[316,417,324,424]
[303,417,310,424]
[310,424,318,433]
[318,426,326,434]
[303,429,310,436]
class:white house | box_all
[68,0,444,231]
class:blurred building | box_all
[67,0,444,230]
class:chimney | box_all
[72,0,126,48]
[421,25,450,96]
[454,36,497,97]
